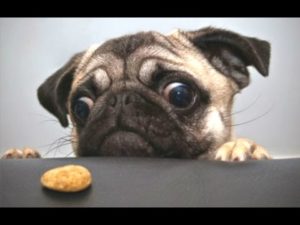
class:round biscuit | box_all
[41,165,92,192]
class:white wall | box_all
[1,18,300,158]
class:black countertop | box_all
[1,157,300,207]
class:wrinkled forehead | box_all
[77,31,193,78]
[71,30,231,96]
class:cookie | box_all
[41,165,92,192]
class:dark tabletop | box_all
[1,157,300,207]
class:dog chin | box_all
[77,129,202,158]
[76,123,211,158]
[99,131,155,157]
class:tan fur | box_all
[2,28,271,161]
[67,30,239,157]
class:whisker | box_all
[41,134,77,158]
[29,112,60,125]
[232,103,274,127]
[65,151,75,157]
[232,94,262,116]
[31,113,77,158]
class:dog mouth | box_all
[77,117,209,158]
[78,127,209,158]
[99,131,155,157]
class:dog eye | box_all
[163,82,195,108]
[73,97,94,122]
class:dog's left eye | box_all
[72,97,94,122]
[163,82,195,108]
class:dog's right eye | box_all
[72,97,94,122]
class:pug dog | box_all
[2,27,271,161]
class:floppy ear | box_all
[185,27,271,89]
[37,52,84,127]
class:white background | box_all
[1,18,300,158]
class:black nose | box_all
[108,91,143,108]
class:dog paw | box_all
[214,138,271,162]
[1,147,41,159]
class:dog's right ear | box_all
[37,52,84,127]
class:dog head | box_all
[37,27,270,158]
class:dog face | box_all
[37,27,270,159]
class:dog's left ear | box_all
[184,27,271,89]
[37,52,84,127]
